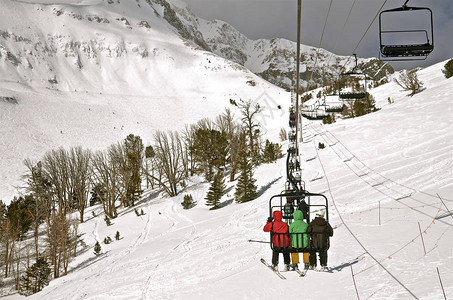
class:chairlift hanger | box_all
[339,54,367,100]
[379,0,434,61]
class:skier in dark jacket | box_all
[307,210,333,271]
[297,199,309,222]
[283,199,294,225]
[263,210,290,271]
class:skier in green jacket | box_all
[289,210,309,270]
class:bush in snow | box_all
[279,128,287,142]
[442,59,453,79]
[94,241,101,255]
[181,194,196,209]
[322,114,335,124]
[104,215,111,226]
[394,69,424,96]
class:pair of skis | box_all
[260,258,307,280]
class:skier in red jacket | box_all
[263,210,291,271]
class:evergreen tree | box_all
[90,184,106,206]
[262,140,283,163]
[322,114,335,124]
[353,93,379,117]
[190,128,228,181]
[234,152,258,204]
[442,59,453,79]
[181,194,196,209]
[115,231,120,240]
[205,170,226,209]
[94,241,101,255]
[124,134,144,207]
[6,195,34,239]
[19,257,51,296]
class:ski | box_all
[260,258,286,280]
[295,268,307,277]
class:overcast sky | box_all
[183,0,453,70]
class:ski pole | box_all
[248,239,270,244]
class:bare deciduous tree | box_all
[42,148,70,216]
[236,99,263,166]
[394,69,424,96]
[151,131,186,197]
[279,128,287,142]
[91,148,122,219]
[215,108,243,181]
[68,147,92,222]
[46,212,75,278]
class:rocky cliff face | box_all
[0,0,393,93]
[167,1,394,90]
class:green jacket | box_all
[289,210,309,248]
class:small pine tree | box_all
[19,257,51,296]
[103,236,112,244]
[115,231,120,240]
[94,241,101,255]
[140,209,145,215]
[442,59,453,79]
[134,208,140,216]
[261,140,283,163]
[318,142,325,149]
[353,94,378,117]
[205,170,226,209]
[322,114,335,124]
[104,215,111,226]
[181,194,196,209]
[235,154,258,204]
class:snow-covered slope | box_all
[0,0,289,201]
[2,59,451,300]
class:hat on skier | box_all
[316,210,325,218]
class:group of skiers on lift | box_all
[263,198,333,272]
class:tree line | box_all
[0,99,283,295]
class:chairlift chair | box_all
[267,191,330,253]
[301,100,330,120]
[338,72,367,100]
[379,1,434,60]
[338,54,367,100]
[323,94,344,113]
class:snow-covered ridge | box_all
[0,0,290,202]
[1,0,393,94]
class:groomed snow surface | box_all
[1,59,451,299]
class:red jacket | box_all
[263,211,290,248]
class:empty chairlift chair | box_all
[338,54,367,100]
[379,1,434,60]
[323,94,344,113]
[301,101,329,120]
